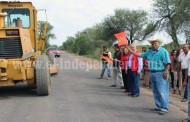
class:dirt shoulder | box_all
[62,51,188,114]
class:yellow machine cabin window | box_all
[2,9,30,28]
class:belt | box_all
[150,70,164,73]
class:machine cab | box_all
[3,8,30,28]
[0,1,38,55]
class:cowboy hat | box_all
[148,38,163,44]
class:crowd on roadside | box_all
[98,39,190,122]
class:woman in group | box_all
[143,59,150,88]
[169,49,177,89]
[120,46,130,94]
[171,49,181,95]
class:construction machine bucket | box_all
[50,64,58,75]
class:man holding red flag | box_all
[111,32,129,88]
[99,46,112,79]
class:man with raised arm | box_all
[126,39,170,115]
[127,44,143,97]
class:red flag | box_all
[114,32,128,46]
[101,56,113,64]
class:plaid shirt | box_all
[141,47,170,71]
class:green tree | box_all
[62,36,75,52]
[74,34,94,55]
[182,21,190,43]
[103,9,157,44]
[81,26,109,47]
[38,21,56,49]
[153,0,190,47]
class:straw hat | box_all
[148,38,163,45]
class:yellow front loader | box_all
[0,1,57,96]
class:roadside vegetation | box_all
[38,21,56,49]
[60,0,190,60]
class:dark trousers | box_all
[128,69,140,96]
[170,70,174,88]
[182,69,188,99]
[122,70,130,92]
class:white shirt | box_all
[178,51,190,69]
[188,55,190,76]
[127,54,143,73]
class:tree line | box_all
[60,0,190,58]
[38,21,56,49]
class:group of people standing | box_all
[99,38,172,116]
[169,44,190,122]
[99,39,190,121]
[170,44,190,103]
[100,43,143,97]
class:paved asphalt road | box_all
[0,52,187,122]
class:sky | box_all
[17,0,174,46]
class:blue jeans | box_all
[150,71,169,112]
[100,62,111,78]
[129,71,140,96]
[184,86,188,99]
[188,78,190,119]
[182,69,188,99]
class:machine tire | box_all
[36,55,51,96]
[48,53,55,64]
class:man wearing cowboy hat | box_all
[126,38,170,115]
